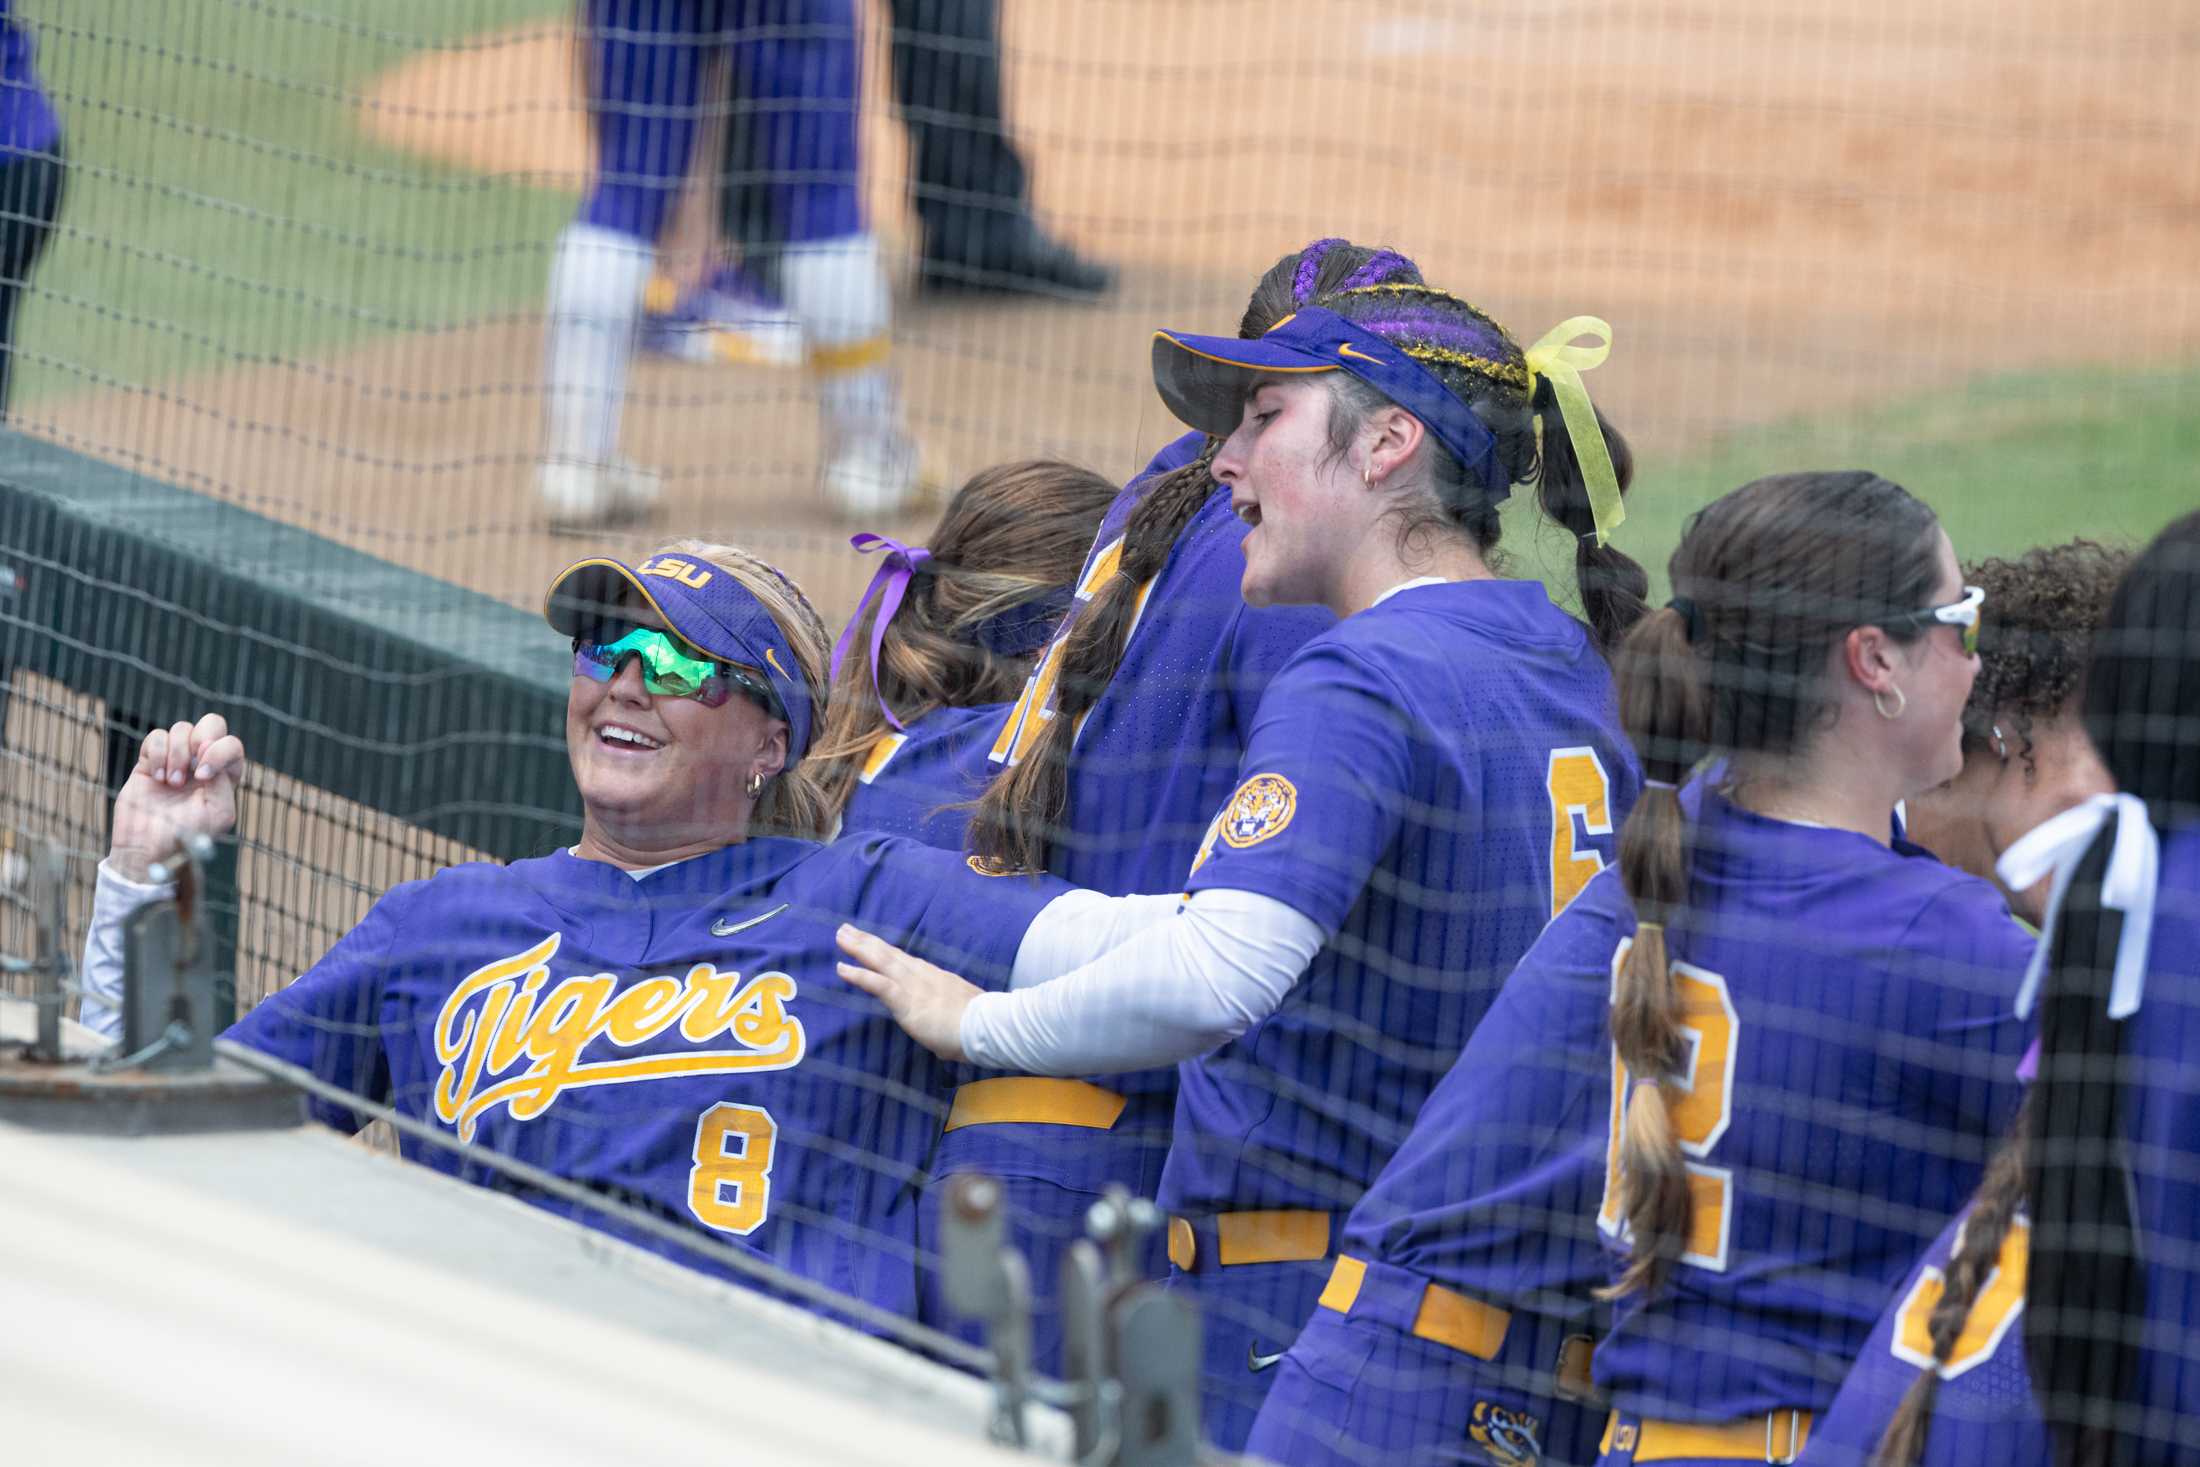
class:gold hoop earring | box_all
[745,771,765,798]
[1362,465,1374,489]
[1873,686,1907,721]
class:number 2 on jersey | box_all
[689,1102,778,1236]
[1598,945,1739,1272]
[1546,748,1614,918]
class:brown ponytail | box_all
[1603,604,1711,1299]
[968,239,1425,874]
[1600,471,1946,1299]
[806,460,1115,823]
[1872,1104,2034,1467]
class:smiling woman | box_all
[73,537,1177,1329]
[549,538,836,857]
[837,266,1653,1450]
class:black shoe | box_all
[920,219,1116,300]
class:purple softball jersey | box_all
[840,703,1005,851]
[1799,1205,2047,1467]
[225,835,1062,1323]
[1588,787,2033,1430]
[1167,577,1639,1222]
[946,432,1329,1203]
[1804,821,2200,1467]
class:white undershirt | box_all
[569,845,681,880]
[1370,575,1449,606]
[973,887,1324,1074]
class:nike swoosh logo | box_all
[1247,1344,1285,1373]
[711,903,788,937]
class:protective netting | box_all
[5,3,2200,1463]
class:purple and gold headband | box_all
[1150,302,1625,546]
[1151,305,1510,499]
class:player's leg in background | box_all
[540,0,716,528]
[733,0,920,519]
[0,136,65,417]
[887,0,1112,298]
[635,80,807,369]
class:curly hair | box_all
[1963,540,2129,771]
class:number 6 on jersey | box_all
[1546,747,1614,918]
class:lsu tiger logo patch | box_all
[1467,1400,1543,1465]
[1219,772,1297,849]
[967,853,1033,877]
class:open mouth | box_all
[1233,499,1261,528]
[596,723,665,752]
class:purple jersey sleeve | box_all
[1183,637,1425,933]
[850,835,1066,990]
[223,881,408,1131]
[0,0,57,155]
[1890,879,2042,1142]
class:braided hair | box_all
[2023,511,2199,1465]
[1306,281,1648,652]
[967,239,1424,875]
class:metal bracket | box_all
[114,834,219,1073]
[1111,1289,1201,1467]
[1059,1185,1202,1467]
[0,827,70,1062]
[938,1172,1034,1450]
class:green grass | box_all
[1505,360,2200,605]
[16,0,571,403]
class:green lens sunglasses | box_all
[572,626,781,715]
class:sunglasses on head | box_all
[572,626,782,715]
[1884,584,1985,656]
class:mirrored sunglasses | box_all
[572,626,780,715]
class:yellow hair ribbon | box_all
[1523,316,1623,547]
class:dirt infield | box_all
[20,0,2200,619]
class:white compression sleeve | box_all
[967,888,1324,1075]
[78,859,176,1040]
[1011,889,1181,987]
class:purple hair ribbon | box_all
[1522,317,1623,547]
[832,532,932,731]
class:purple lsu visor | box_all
[544,552,814,758]
[1151,305,1509,499]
